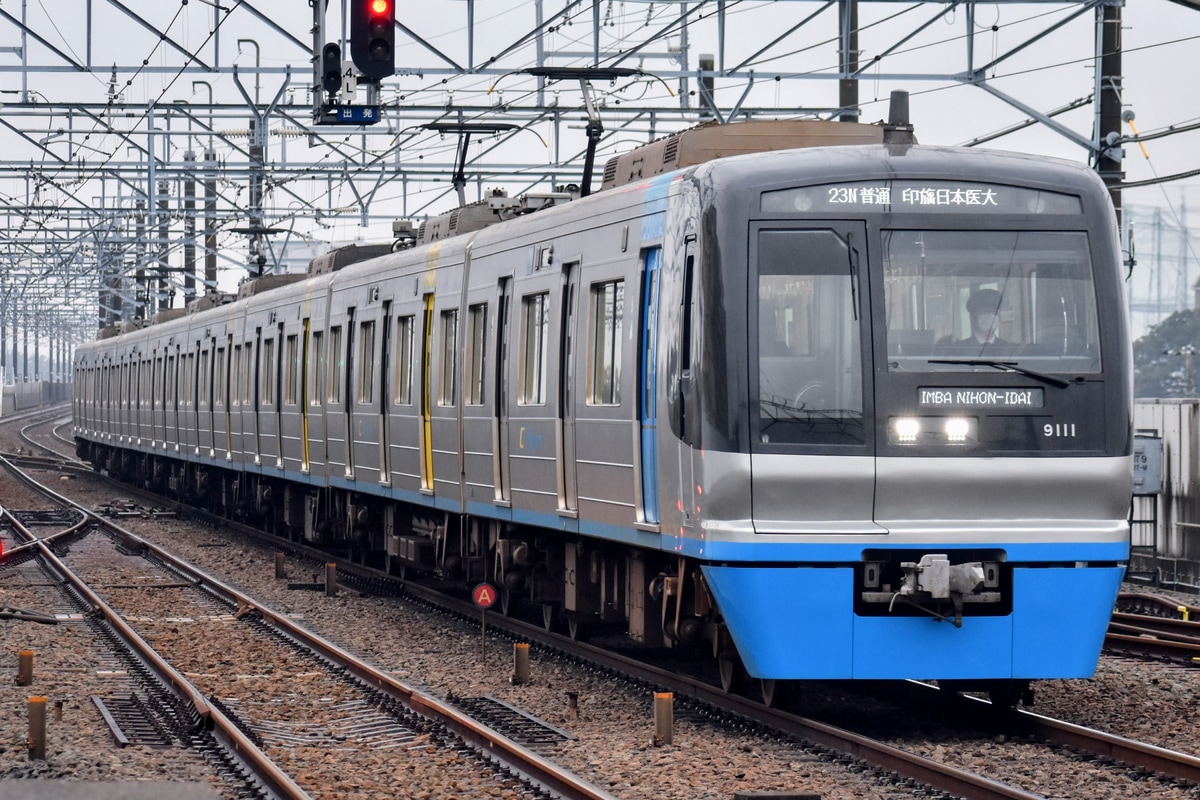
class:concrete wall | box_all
[0,381,71,415]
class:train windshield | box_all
[882,230,1101,374]
[755,228,866,446]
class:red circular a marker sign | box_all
[472,582,498,609]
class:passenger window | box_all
[520,293,549,405]
[358,321,376,404]
[465,303,487,406]
[394,316,414,405]
[439,309,459,406]
[309,331,324,407]
[261,339,276,406]
[285,335,299,405]
[329,326,343,404]
[587,280,624,405]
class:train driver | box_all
[949,288,1014,349]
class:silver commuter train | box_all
[73,115,1132,701]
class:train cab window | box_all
[755,229,865,446]
[394,315,414,405]
[358,321,376,404]
[465,304,487,406]
[588,279,624,405]
[882,230,1101,373]
[520,293,550,405]
[439,309,459,406]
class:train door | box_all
[216,337,231,459]
[270,321,286,467]
[205,338,218,458]
[250,329,263,466]
[492,278,512,503]
[305,322,328,475]
[557,262,580,512]
[198,341,213,456]
[386,307,420,492]
[324,322,349,477]
[677,237,699,532]
[378,302,392,483]
[120,358,129,442]
[172,352,183,452]
[638,247,662,525]
[343,308,356,478]
[279,325,303,472]
[193,348,203,454]
[748,222,874,531]
[349,304,384,484]
[150,352,161,447]
[227,343,240,463]
[419,294,434,492]
[299,319,311,471]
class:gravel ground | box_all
[1,467,940,800]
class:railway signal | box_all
[321,42,343,97]
[350,0,395,81]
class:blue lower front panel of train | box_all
[702,545,1126,680]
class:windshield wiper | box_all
[927,359,1071,389]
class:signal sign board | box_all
[317,105,380,126]
[472,582,498,609]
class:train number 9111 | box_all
[1043,423,1078,438]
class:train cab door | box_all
[557,263,580,513]
[638,248,662,525]
[493,278,512,504]
[749,222,876,533]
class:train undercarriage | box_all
[80,441,726,662]
[78,439,1037,708]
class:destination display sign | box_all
[918,387,1045,409]
[762,181,1081,215]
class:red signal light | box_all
[350,0,395,80]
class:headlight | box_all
[893,417,921,443]
[889,416,977,446]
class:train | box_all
[73,100,1132,705]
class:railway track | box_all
[1105,592,1200,663]
[16,410,1200,799]
[0,446,619,800]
